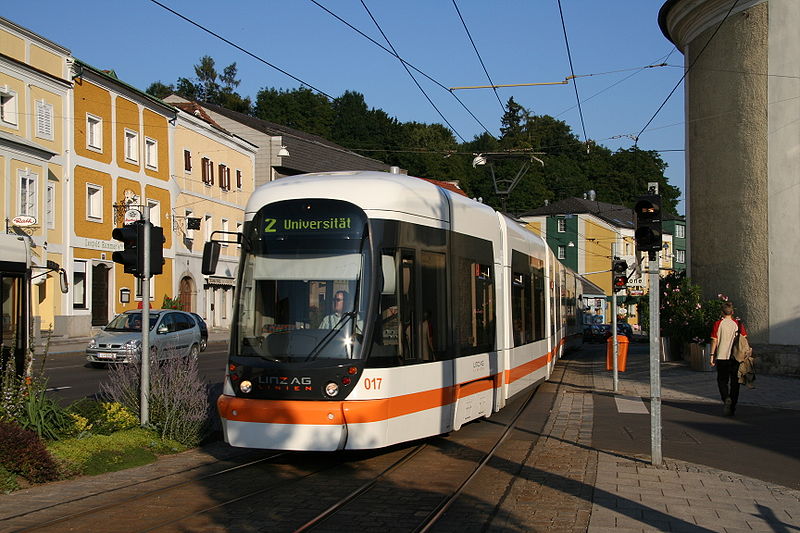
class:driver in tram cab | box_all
[319,290,350,329]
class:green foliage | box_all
[655,272,727,345]
[0,464,19,493]
[0,360,26,423]
[15,378,71,440]
[100,357,212,447]
[65,399,139,436]
[47,428,186,478]
[0,420,61,483]
[161,295,183,310]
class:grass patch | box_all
[47,427,187,478]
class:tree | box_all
[254,87,333,138]
[146,81,175,100]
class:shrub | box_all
[162,295,183,310]
[0,359,27,423]
[17,378,71,440]
[0,464,19,494]
[48,427,186,477]
[66,399,138,436]
[100,357,212,447]
[0,420,61,482]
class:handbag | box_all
[731,323,752,362]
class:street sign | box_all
[124,209,142,225]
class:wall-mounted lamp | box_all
[277,146,290,157]
[568,241,575,247]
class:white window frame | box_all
[221,218,229,247]
[35,99,54,140]
[18,169,37,217]
[73,260,87,309]
[676,224,685,239]
[204,215,213,243]
[145,137,158,170]
[676,250,685,264]
[135,276,155,301]
[46,183,56,229]
[86,183,103,222]
[0,87,18,127]
[124,129,139,163]
[557,218,566,233]
[147,199,161,227]
[557,245,566,260]
[86,113,103,151]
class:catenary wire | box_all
[451,0,505,114]
[308,0,495,139]
[146,0,334,100]
[556,0,588,145]
[635,0,741,141]
[359,0,466,143]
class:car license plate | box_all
[96,352,114,359]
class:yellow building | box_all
[0,16,71,335]
[169,101,256,327]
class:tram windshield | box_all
[234,199,371,362]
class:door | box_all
[179,276,195,312]
[91,264,110,326]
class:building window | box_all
[147,199,161,228]
[135,276,155,301]
[124,129,139,163]
[73,261,87,309]
[46,183,55,229]
[676,224,685,239]
[557,245,566,260]
[145,137,158,170]
[676,250,685,264]
[18,170,37,217]
[236,222,242,247]
[557,218,566,233]
[0,87,18,127]
[183,149,192,172]
[236,169,242,189]
[204,215,212,243]
[35,100,54,140]
[87,114,102,151]
[218,164,230,191]
[201,157,214,185]
[86,184,103,221]
[221,218,229,247]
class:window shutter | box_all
[184,150,192,172]
[236,169,242,189]
[219,164,224,189]
[201,157,209,183]
[36,100,53,139]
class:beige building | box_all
[0,16,71,334]
[660,0,800,347]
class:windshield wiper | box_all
[304,311,357,362]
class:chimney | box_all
[588,189,596,201]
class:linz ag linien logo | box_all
[264,217,352,233]
[258,375,313,392]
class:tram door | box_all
[398,253,416,362]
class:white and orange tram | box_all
[203,170,584,451]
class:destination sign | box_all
[256,199,366,241]
[264,217,353,233]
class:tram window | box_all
[420,251,446,360]
[511,272,533,347]
[454,258,495,356]
[532,265,545,341]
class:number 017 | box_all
[363,377,382,390]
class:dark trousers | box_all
[716,359,740,407]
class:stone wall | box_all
[751,344,800,377]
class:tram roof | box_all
[245,171,489,224]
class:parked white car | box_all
[86,310,203,366]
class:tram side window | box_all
[511,272,533,346]
[420,251,447,360]
[533,266,545,341]
[454,258,495,356]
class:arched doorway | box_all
[179,276,196,313]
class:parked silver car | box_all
[86,310,203,366]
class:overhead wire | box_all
[556,0,588,145]
[308,0,494,139]
[451,0,506,115]
[635,0,741,142]
[146,0,334,100]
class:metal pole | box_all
[611,243,618,392]
[649,251,662,465]
[140,206,151,427]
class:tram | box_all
[203,170,584,451]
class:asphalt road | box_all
[39,341,230,405]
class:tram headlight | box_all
[240,380,252,394]
[324,381,339,397]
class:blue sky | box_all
[5,0,686,213]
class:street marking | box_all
[45,386,73,392]
[615,395,649,414]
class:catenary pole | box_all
[649,250,662,465]
[141,206,151,426]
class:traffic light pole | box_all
[611,243,619,393]
[649,251,662,466]
[140,206,151,427]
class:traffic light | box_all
[634,194,662,252]
[612,258,628,292]
[112,224,141,276]
[148,224,165,276]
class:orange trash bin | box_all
[606,335,629,372]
